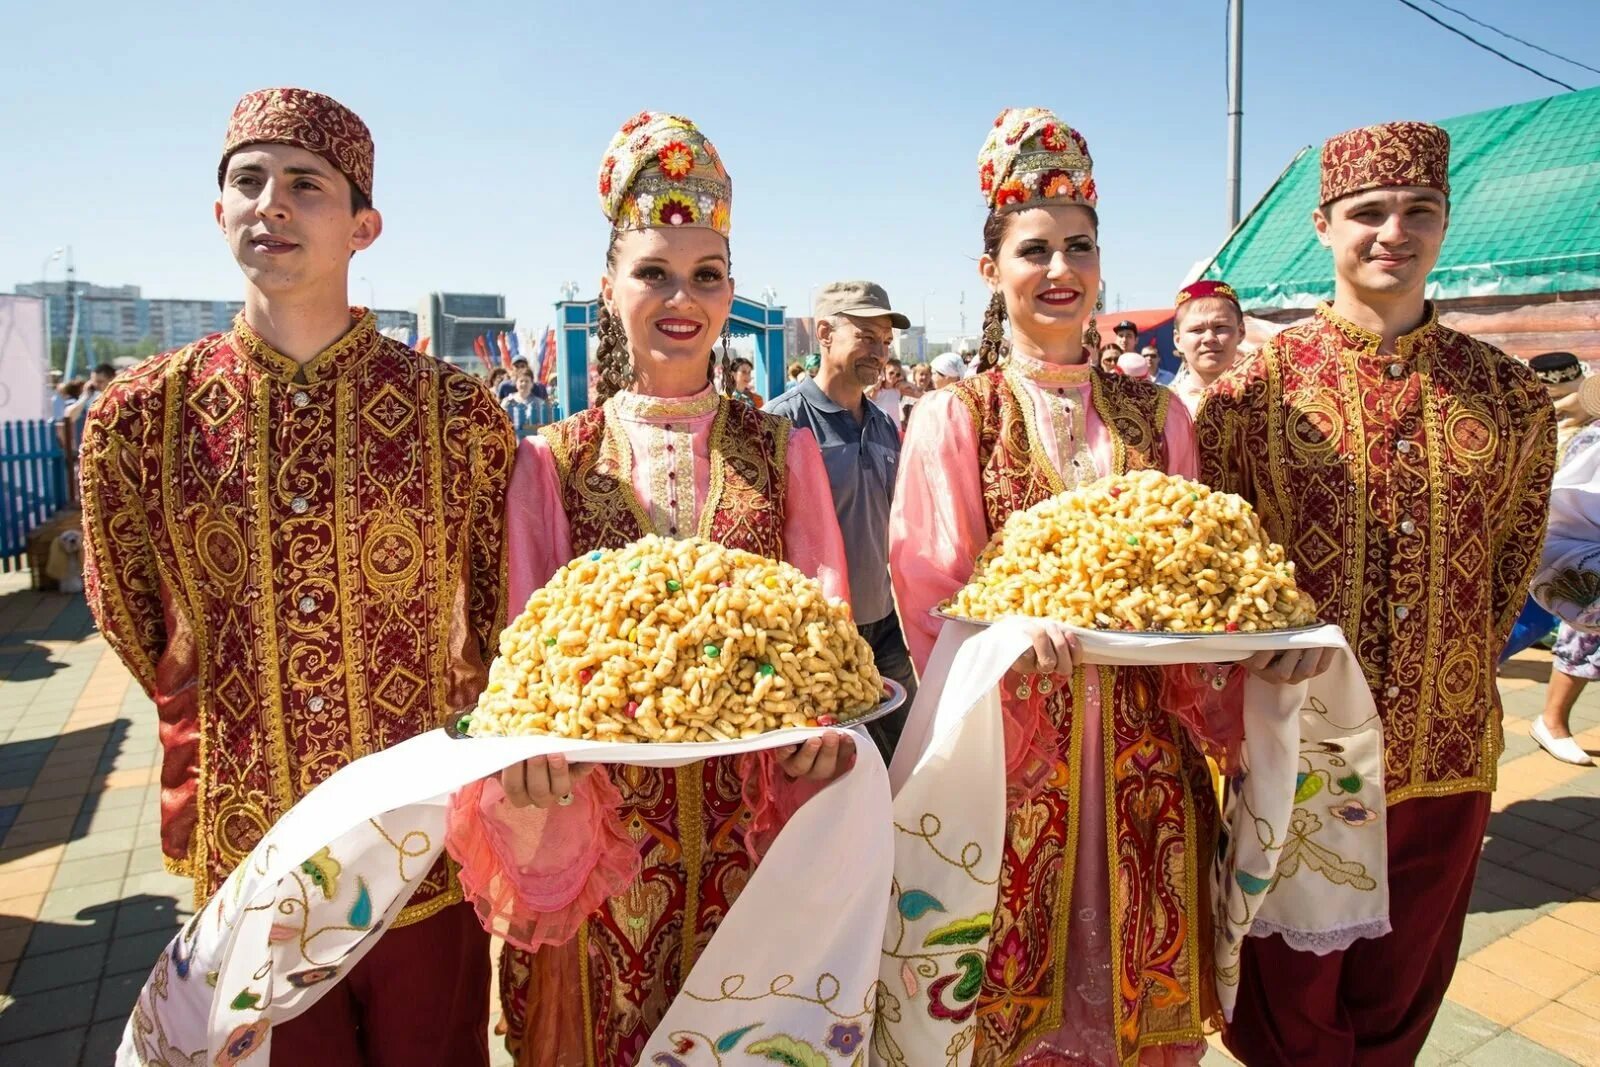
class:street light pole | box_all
[1226,0,1245,230]
[40,248,64,377]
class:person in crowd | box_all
[787,360,806,383]
[1141,343,1167,383]
[1532,365,1600,765]
[890,106,1270,1065]
[79,87,514,1063]
[63,362,116,451]
[499,358,530,399]
[1531,351,1595,457]
[930,350,967,388]
[1097,341,1122,373]
[1199,120,1556,1065]
[910,362,934,393]
[1113,318,1139,354]
[869,357,913,431]
[456,111,859,1067]
[726,354,764,407]
[501,366,547,436]
[1169,280,1245,413]
[768,279,918,759]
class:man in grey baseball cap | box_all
[768,280,916,759]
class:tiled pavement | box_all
[1,572,1598,1065]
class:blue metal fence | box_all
[505,400,561,439]
[0,420,71,572]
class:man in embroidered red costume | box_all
[1198,120,1556,1064]
[80,88,515,1064]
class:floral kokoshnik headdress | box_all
[599,111,732,237]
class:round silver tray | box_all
[446,678,907,741]
[930,606,1323,640]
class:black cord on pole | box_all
[1418,0,1600,78]
[1390,0,1576,91]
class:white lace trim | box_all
[1246,916,1393,956]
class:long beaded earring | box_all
[1084,290,1104,358]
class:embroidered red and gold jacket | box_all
[80,310,516,919]
[1197,303,1555,803]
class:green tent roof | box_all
[1203,86,1600,309]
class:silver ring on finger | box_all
[557,793,574,806]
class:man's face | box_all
[1175,299,1243,381]
[91,370,113,390]
[820,315,893,388]
[1314,188,1447,300]
[1116,328,1138,351]
[216,144,381,299]
[514,373,534,396]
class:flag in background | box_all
[508,331,521,360]
[537,325,557,386]
[498,331,514,371]
[417,336,431,355]
[473,334,491,373]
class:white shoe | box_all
[1531,718,1594,766]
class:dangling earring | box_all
[984,291,1006,355]
[1085,290,1104,358]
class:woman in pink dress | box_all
[446,111,857,1067]
[889,108,1232,1066]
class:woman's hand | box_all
[1012,620,1080,676]
[1240,646,1337,685]
[499,754,597,809]
[778,731,856,782]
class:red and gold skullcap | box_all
[1175,280,1241,310]
[978,107,1096,214]
[599,112,731,237]
[219,88,374,201]
[1320,121,1449,207]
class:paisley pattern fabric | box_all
[941,368,1216,1063]
[79,310,515,920]
[509,395,791,1066]
[1319,121,1450,206]
[1197,303,1556,802]
[219,87,375,199]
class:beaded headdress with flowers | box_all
[598,111,731,237]
[977,107,1096,214]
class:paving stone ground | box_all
[2,570,1598,1065]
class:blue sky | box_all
[4,0,1597,341]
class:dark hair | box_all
[351,184,371,215]
[593,228,734,404]
[974,206,1101,373]
[93,363,116,378]
[731,356,753,372]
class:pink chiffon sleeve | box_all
[887,390,1055,780]
[889,389,990,676]
[781,427,851,603]
[446,435,640,951]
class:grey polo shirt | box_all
[767,377,900,624]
